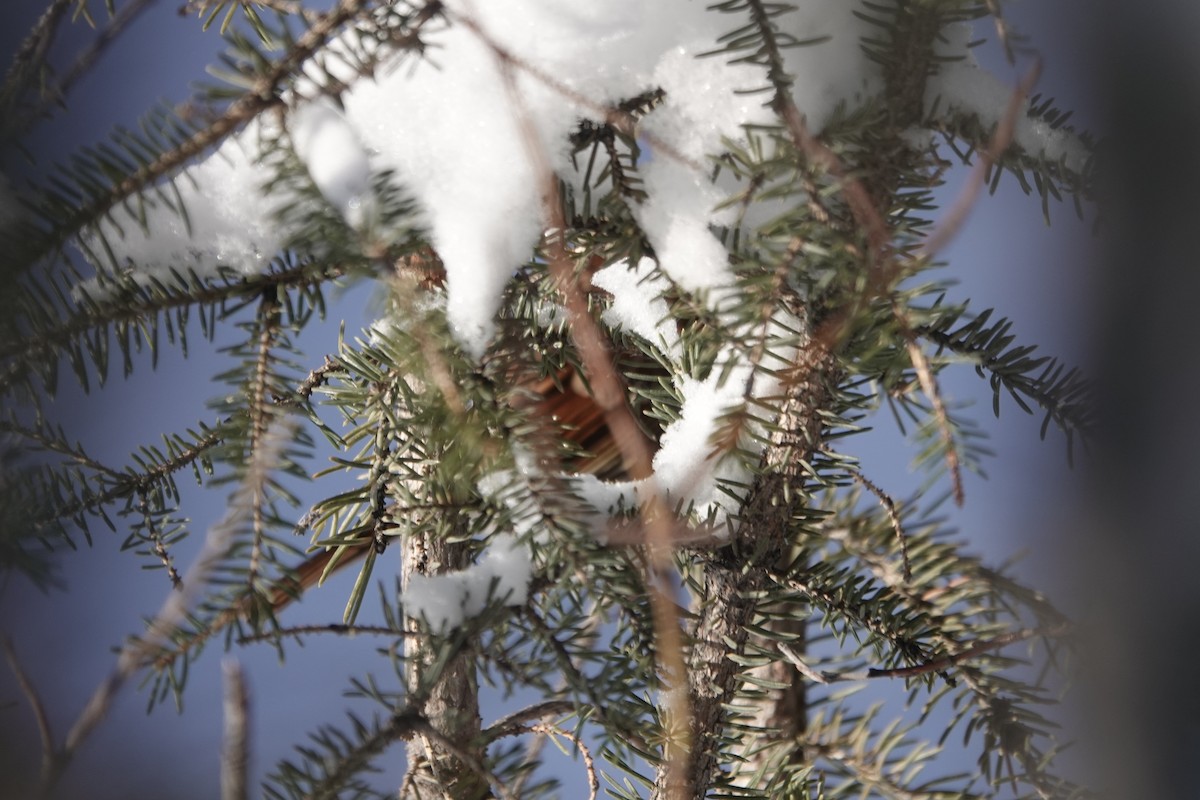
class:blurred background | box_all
[4,1,1191,798]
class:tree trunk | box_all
[400,529,491,800]
[654,344,836,799]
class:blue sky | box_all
[0,2,1097,797]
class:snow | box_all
[591,257,680,355]
[402,532,532,633]
[289,100,375,230]
[82,119,285,284]
[83,1,881,350]
[925,24,1088,173]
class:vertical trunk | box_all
[654,346,836,799]
[400,529,491,800]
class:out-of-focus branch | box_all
[220,660,251,800]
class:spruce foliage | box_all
[0,2,1094,798]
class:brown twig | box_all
[457,7,695,797]
[2,635,57,789]
[236,622,412,645]
[779,623,1069,685]
[920,60,1043,259]
[489,722,600,800]
[902,324,964,507]
[482,700,578,740]
[841,461,911,581]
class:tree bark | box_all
[400,529,491,800]
[654,344,837,799]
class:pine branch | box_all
[19,0,441,269]
[0,260,343,400]
[917,305,1092,459]
[4,0,159,138]
[0,0,74,123]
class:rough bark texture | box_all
[400,529,491,800]
[653,343,838,799]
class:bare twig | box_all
[902,329,964,507]
[9,0,160,135]
[483,700,578,740]
[487,722,599,800]
[235,622,411,645]
[220,660,251,800]
[920,60,1042,259]
[841,462,911,581]
[2,635,56,788]
[458,7,694,797]
[779,623,1069,685]
[983,0,1018,66]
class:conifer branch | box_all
[902,327,964,506]
[780,624,1069,685]
[22,0,440,267]
[6,0,159,137]
[0,262,342,398]
[840,461,910,582]
[48,420,294,797]
[23,422,222,533]
[0,0,73,121]
[243,289,283,616]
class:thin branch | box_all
[138,492,184,590]
[489,722,599,800]
[482,700,578,741]
[920,60,1042,259]
[461,8,694,797]
[51,420,296,795]
[9,0,161,136]
[220,659,251,800]
[236,622,411,645]
[295,354,343,401]
[0,262,345,395]
[2,635,56,789]
[840,461,910,581]
[30,424,224,533]
[902,328,964,507]
[779,624,1069,685]
[244,290,283,613]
